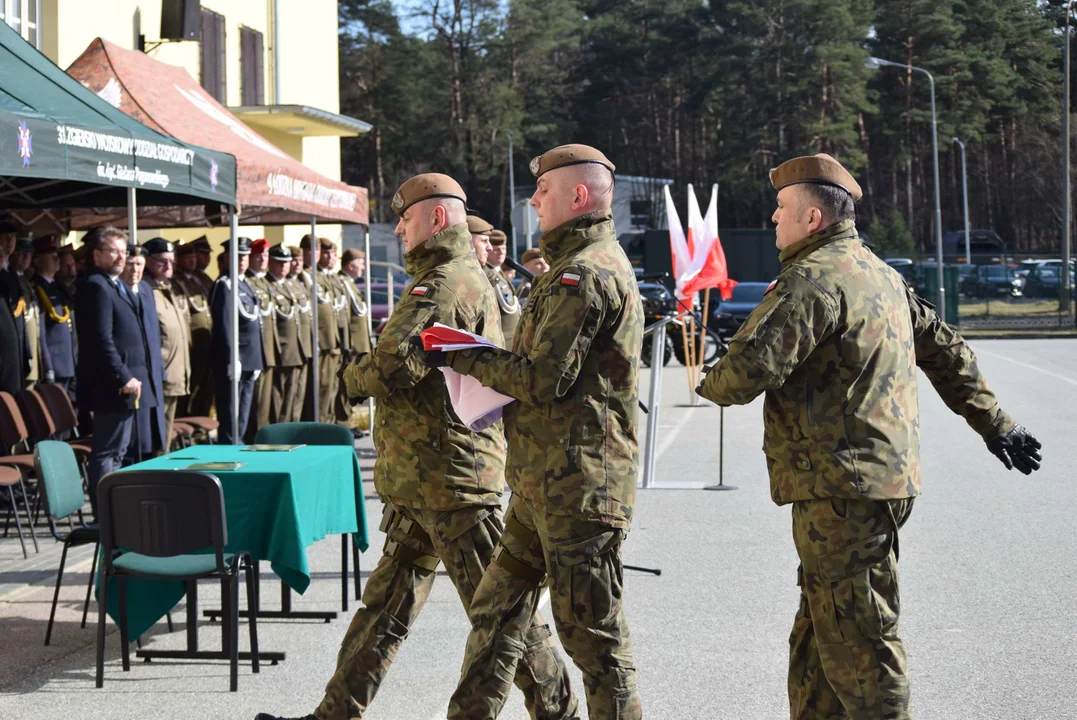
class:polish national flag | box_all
[664,184,737,307]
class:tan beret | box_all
[466,215,494,235]
[769,153,862,202]
[521,248,545,264]
[391,173,466,216]
[488,229,507,245]
[297,235,335,251]
[530,144,615,178]
[341,248,365,264]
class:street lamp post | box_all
[1062,0,1074,313]
[867,56,947,321]
[508,132,517,262]
[953,137,971,266]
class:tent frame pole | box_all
[230,208,240,442]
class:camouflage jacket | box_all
[698,220,1014,506]
[484,264,521,348]
[450,210,644,528]
[340,223,506,512]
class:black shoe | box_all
[254,714,316,720]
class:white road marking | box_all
[973,347,1077,388]
[655,404,701,461]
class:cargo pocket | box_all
[815,530,898,642]
[552,528,622,627]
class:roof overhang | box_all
[229,104,373,137]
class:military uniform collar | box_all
[148,277,171,291]
[778,220,858,267]
[405,223,473,276]
[538,209,613,262]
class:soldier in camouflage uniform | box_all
[696,153,1043,720]
[254,173,577,720]
[417,146,644,720]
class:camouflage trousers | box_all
[448,495,641,720]
[789,497,915,720]
[315,503,577,720]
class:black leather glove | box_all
[986,424,1042,475]
[337,349,364,381]
[409,336,448,368]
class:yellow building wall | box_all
[41,0,347,258]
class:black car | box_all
[1020,264,1076,299]
[963,265,1016,298]
[711,282,771,339]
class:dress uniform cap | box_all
[222,237,252,255]
[391,173,467,216]
[466,215,494,235]
[15,236,34,252]
[269,243,293,260]
[175,240,197,256]
[489,229,507,245]
[32,235,59,254]
[769,153,863,202]
[529,144,615,178]
[191,235,212,252]
[143,237,174,256]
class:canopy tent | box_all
[0,21,236,230]
[66,38,368,229]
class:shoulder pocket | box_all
[738,293,793,344]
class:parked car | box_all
[963,265,1016,298]
[710,282,772,340]
[1018,264,1076,299]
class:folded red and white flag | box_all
[418,323,513,431]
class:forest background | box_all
[337,0,1077,258]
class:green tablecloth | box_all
[97,445,370,637]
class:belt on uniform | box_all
[505,513,542,551]
[380,506,440,573]
[491,544,546,586]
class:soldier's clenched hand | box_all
[337,349,364,381]
[986,424,1042,475]
[408,336,449,368]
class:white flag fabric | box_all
[664,184,691,299]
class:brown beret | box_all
[488,229,507,245]
[391,173,466,216]
[521,248,545,264]
[530,144,615,178]
[297,235,334,250]
[466,215,494,235]
[769,153,862,202]
[341,248,365,264]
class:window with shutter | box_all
[200,9,226,103]
[240,26,265,106]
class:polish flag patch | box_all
[765,280,778,294]
[410,286,428,296]
[560,272,581,287]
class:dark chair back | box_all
[16,388,56,443]
[0,392,30,448]
[97,470,228,576]
[34,441,85,520]
[36,384,79,436]
[254,422,353,447]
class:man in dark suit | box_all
[0,220,26,394]
[76,227,161,513]
[211,237,264,444]
[120,244,167,460]
[32,235,78,391]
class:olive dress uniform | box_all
[267,245,305,425]
[173,242,214,418]
[245,263,278,442]
[287,269,313,424]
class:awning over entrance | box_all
[0,22,236,219]
[67,38,369,227]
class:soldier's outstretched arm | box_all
[905,285,1015,438]
[447,266,604,404]
[697,278,834,406]
[340,291,435,400]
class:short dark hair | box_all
[84,225,127,252]
[798,183,855,225]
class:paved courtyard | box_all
[1,339,1074,720]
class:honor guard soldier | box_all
[174,238,215,418]
[419,145,645,720]
[12,236,42,387]
[287,250,313,423]
[32,235,77,390]
[298,235,343,424]
[335,248,372,430]
[256,173,578,720]
[265,244,305,425]
[696,153,1043,720]
[191,235,214,284]
[210,237,264,444]
[0,220,24,394]
[485,226,521,346]
[144,238,191,449]
[245,238,279,441]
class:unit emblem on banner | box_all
[17,121,32,168]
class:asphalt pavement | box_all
[0,338,1074,720]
